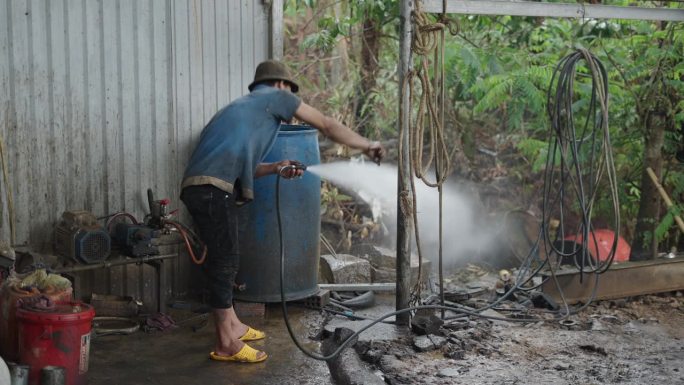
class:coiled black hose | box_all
[543,49,619,276]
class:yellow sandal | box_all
[239,326,266,341]
[209,344,267,363]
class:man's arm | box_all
[254,163,278,178]
[255,160,304,179]
[294,102,385,163]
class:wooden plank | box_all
[151,0,173,206]
[9,0,31,245]
[47,0,69,240]
[0,0,10,241]
[28,0,51,250]
[102,0,123,216]
[188,0,204,138]
[137,0,154,211]
[396,0,414,325]
[240,0,254,94]
[541,257,684,304]
[119,0,139,216]
[140,263,158,313]
[227,0,242,102]
[85,0,106,217]
[125,264,137,302]
[66,0,87,212]
[646,167,684,234]
[153,0,175,201]
[201,0,217,124]
[158,0,182,296]
[215,0,230,108]
[172,0,192,294]
[104,0,127,292]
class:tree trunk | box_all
[330,0,349,87]
[631,111,666,260]
[355,15,380,136]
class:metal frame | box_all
[541,257,684,304]
[422,0,684,21]
[396,0,683,317]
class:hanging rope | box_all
[0,135,15,245]
[399,1,457,311]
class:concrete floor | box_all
[87,304,333,385]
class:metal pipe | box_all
[396,0,414,326]
[422,0,684,22]
[319,283,395,292]
[53,254,177,274]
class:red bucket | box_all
[16,301,95,385]
[0,285,72,362]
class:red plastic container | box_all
[16,302,95,385]
[0,285,72,361]
[564,229,631,263]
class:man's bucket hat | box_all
[248,60,300,93]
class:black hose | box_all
[543,49,619,276]
[277,55,619,354]
[275,168,541,362]
[331,291,375,308]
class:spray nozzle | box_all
[289,160,307,171]
[278,161,307,178]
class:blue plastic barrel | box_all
[235,125,321,302]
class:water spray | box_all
[274,161,537,362]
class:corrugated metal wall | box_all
[0,0,271,303]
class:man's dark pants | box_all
[181,184,239,309]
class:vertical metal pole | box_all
[396,0,413,326]
[269,0,284,60]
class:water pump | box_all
[54,211,111,264]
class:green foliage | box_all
[468,67,550,130]
[445,9,684,242]
[285,0,401,138]
[285,0,684,247]
[286,0,398,53]
[516,138,551,173]
[655,205,682,243]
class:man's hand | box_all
[274,160,305,179]
[364,141,385,165]
[255,160,305,179]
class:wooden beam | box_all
[421,0,684,22]
[646,167,684,235]
[396,0,414,326]
[541,256,684,304]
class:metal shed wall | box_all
[0,0,271,301]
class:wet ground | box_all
[354,293,684,385]
[86,291,683,385]
[88,304,332,385]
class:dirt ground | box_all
[352,293,684,385]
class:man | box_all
[180,60,385,363]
